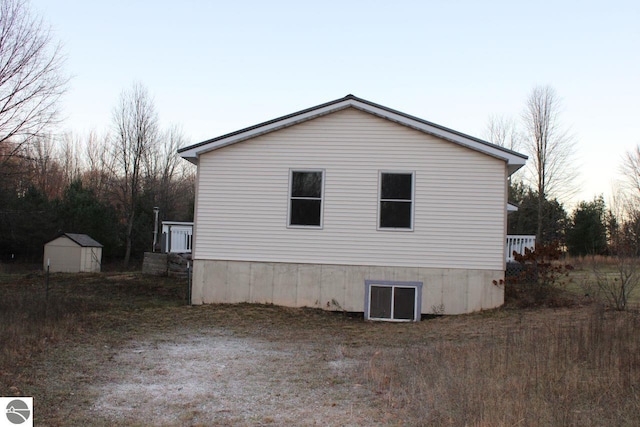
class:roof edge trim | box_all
[179,95,528,167]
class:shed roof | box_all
[178,94,528,175]
[48,233,103,247]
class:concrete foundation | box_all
[191,260,505,315]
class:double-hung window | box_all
[378,171,414,230]
[288,170,324,228]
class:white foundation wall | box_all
[192,259,505,315]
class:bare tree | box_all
[111,83,159,267]
[27,134,64,198]
[620,145,640,204]
[0,0,67,172]
[485,114,523,188]
[58,132,83,188]
[142,124,196,229]
[144,124,184,186]
[83,130,114,200]
[484,114,522,152]
[522,85,577,240]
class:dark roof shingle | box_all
[63,233,103,247]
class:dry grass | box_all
[563,256,640,309]
[566,254,621,269]
[0,272,187,397]
[368,306,640,426]
[1,271,639,425]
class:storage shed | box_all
[43,233,103,273]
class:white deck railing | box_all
[162,221,193,253]
[506,235,536,262]
[159,224,534,260]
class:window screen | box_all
[393,287,416,320]
[369,286,392,319]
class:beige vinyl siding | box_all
[194,107,506,270]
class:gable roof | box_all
[179,94,527,175]
[53,233,103,247]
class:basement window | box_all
[288,169,324,228]
[364,280,422,322]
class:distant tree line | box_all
[494,85,640,258]
[0,0,195,266]
[506,183,640,257]
[0,85,195,265]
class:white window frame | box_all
[364,280,423,322]
[287,169,325,229]
[377,170,415,231]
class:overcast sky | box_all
[31,0,640,206]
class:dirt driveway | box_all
[88,327,379,426]
[29,303,421,426]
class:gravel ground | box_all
[88,330,379,426]
[21,300,403,426]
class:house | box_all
[43,233,103,273]
[179,95,528,320]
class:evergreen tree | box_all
[507,183,568,245]
[12,187,58,261]
[566,196,607,256]
[55,180,121,257]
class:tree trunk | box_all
[537,193,543,243]
[123,211,135,268]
